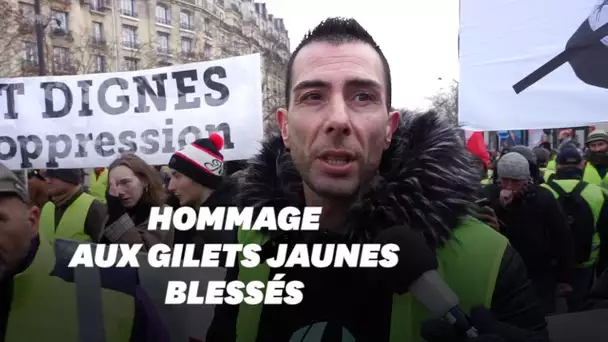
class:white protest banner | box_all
[459,0,608,131]
[0,53,263,170]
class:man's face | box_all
[499,178,528,191]
[44,176,72,197]
[277,42,399,199]
[588,140,608,153]
[167,171,210,206]
[0,196,39,280]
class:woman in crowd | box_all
[102,153,174,250]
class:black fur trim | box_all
[237,111,480,247]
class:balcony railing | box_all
[90,2,106,12]
[119,8,138,17]
[122,40,140,49]
[91,36,107,46]
[53,61,76,74]
[180,51,196,59]
[21,59,39,71]
[180,22,194,30]
[156,17,171,25]
[157,47,172,55]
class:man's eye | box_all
[302,92,322,101]
[354,93,374,102]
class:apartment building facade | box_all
[7,0,290,110]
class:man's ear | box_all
[276,108,289,148]
[26,205,40,239]
[385,111,400,148]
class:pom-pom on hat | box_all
[169,133,225,189]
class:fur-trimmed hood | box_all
[237,112,480,248]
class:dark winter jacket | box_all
[479,183,575,283]
[172,179,238,251]
[207,112,548,342]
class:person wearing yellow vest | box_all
[40,169,107,243]
[206,18,548,342]
[533,146,551,181]
[540,147,608,312]
[583,130,608,194]
[89,167,109,204]
[0,162,170,342]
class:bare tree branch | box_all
[0,0,34,77]
[428,80,458,126]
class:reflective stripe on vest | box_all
[89,169,108,204]
[583,163,608,195]
[5,237,134,342]
[541,180,603,267]
[234,217,507,342]
[40,193,96,243]
[544,170,556,183]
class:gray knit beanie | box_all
[497,153,530,180]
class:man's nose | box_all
[167,179,176,191]
[324,98,351,136]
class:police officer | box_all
[41,169,107,243]
[0,162,169,342]
[541,147,608,311]
[583,130,608,193]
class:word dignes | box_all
[68,243,400,269]
[148,206,323,232]
[165,274,304,305]
[0,54,263,169]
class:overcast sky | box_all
[263,0,460,110]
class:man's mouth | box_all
[318,151,355,165]
[321,156,353,165]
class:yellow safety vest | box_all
[5,235,134,342]
[235,217,508,342]
[89,169,109,204]
[541,180,603,267]
[40,193,96,243]
[544,169,555,183]
[547,159,557,171]
[583,163,608,195]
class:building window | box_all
[203,43,212,58]
[156,4,171,25]
[204,18,213,37]
[51,11,68,31]
[90,0,105,12]
[53,46,70,71]
[19,3,35,24]
[94,55,106,72]
[92,22,104,44]
[23,41,37,61]
[122,25,138,49]
[157,32,170,54]
[181,37,192,54]
[124,57,138,71]
[120,0,137,17]
[180,10,193,30]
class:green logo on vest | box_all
[289,322,356,342]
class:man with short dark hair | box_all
[207,17,548,342]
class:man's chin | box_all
[309,179,360,200]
